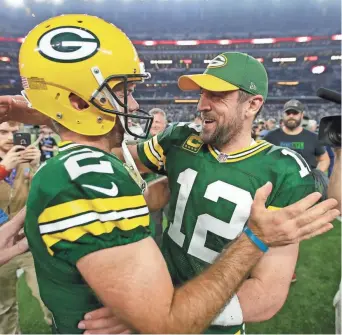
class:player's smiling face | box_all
[197,89,245,147]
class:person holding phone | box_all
[0,121,51,334]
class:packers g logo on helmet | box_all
[38,26,100,63]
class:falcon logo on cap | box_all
[207,54,227,69]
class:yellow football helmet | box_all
[19,14,153,138]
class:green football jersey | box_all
[25,141,151,334]
[137,122,317,334]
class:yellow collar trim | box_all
[208,140,272,163]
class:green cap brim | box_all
[178,74,239,92]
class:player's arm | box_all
[236,243,298,322]
[316,152,330,173]
[78,183,336,334]
[0,95,52,125]
[112,123,181,174]
[144,176,170,212]
[328,148,341,209]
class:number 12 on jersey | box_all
[168,168,253,264]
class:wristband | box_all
[0,164,11,180]
[243,226,269,253]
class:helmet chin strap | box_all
[91,66,147,193]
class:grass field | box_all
[18,219,341,334]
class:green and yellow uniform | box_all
[138,122,318,334]
[24,142,151,333]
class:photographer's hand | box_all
[1,145,26,171]
[22,145,41,168]
[0,207,28,266]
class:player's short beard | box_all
[201,106,244,147]
[284,118,301,130]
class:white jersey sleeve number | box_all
[168,168,252,264]
[281,148,311,178]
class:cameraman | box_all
[0,121,51,333]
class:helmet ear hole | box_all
[69,93,89,111]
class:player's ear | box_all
[246,95,263,119]
[69,93,89,111]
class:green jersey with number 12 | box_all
[137,122,317,334]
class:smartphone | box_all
[13,132,31,148]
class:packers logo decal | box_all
[207,55,227,69]
[38,26,100,63]
[182,135,203,153]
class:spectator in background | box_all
[279,118,284,128]
[149,108,168,136]
[0,121,51,333]
[38,125,58,162]
[302,115,309,128]
[259,118,277,138]
[307,120,318,133]
[265,99,330,172]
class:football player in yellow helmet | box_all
[19,14,153,139]
[2,14,339,335]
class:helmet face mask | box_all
[90,70,153,139]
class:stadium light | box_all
[5,0,25,7]
[277,81,299,86]
[331,55,342,60]
[176,40,199,46]
[296,36,312,43]
[304,56,318,61]
[218,40,231,45]
[332,34,342,41]
[251,38,275,44]
[143,41,156,46]
[150,60,173,64]
[272,57,297,63]
[311,65,326,74]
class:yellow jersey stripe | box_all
[208,142,272,163]
[267,206,281,211]
[43,214,150,255]
[223,144,272,162]
[38,195,146,224]
[143,141,160,168]
[39,206,149,234]
[152,136,166,166]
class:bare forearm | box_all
[317,159,330,172]
[160,234,263,333]
[144,177,170,212]
[237,277,287,322]
[328,150,341,209]
[10,96,51,126]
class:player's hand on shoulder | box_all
[247,182,340,247]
